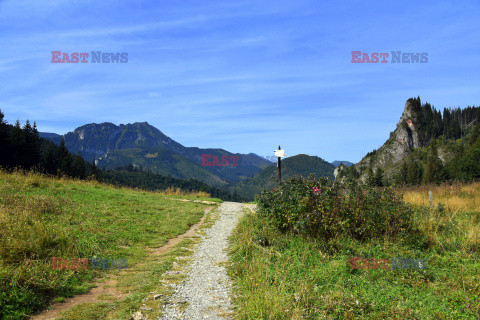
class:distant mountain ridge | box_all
[332,160,354,167]
[234,154,335,199]
[40,122,271,188]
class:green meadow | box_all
[0,169,218,320]
[229,177,480,319]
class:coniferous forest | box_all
[0,109,98,179]
[0,109,245,201]
[339,97,480,186]
[395,97,480,185]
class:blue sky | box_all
[1,0,479,163]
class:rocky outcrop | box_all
[352,100,423,182]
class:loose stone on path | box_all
[160,202,244,320]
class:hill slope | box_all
[235,154,335,200]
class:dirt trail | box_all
[160,202,244,319]
[29,206,214,320]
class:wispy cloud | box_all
[1,0,479,162]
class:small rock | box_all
[163,270,181,276]
[130,311,147,320]
[141,305,153,311]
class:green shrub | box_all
[256,175,414,241]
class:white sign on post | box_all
[274,150,285,157]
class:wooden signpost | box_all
[274,145,285,182]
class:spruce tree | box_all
[90,160,100,180]
[423,141,445,184]
[10,120,25,168]
[41,143,58,174]
[373,168,384,187]
[23,120,41,169]
[397,161,408,185]
[406,159,423,185]
[365,166,375,186]
[72,152,87,179]
[0,109,11,167]
[58,138,72,176]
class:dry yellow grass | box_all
[158,186,211,198]
[398,181,480,213]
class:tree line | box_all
[338,97,480,187]
[407,96,480,145]
[0,109,99,179]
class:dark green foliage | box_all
[365,149,377,158]
[369,98,480,186]
[458,149,480,180]
[406,159,423,185]
[373,167,384,187]
[41,143,58,175]
[406,97,480,145]
[58,138,73,176]
[423,141,446,184]
[366,167,384,187]
[0,109,97,180]
[0,110,11,166]
[397,160,408,184]
[10,120,25,167]
[72,152,87,179]
[256,176,414,241]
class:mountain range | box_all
[40,122,272,188]
[40,123,338,199]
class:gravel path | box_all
[160,202,244,320]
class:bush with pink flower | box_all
[255,175,414,241]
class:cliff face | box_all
[349,100,423,182]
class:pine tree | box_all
[41,143,59,174]
[0,109,11,167]
[469,123,480,147]
[373,168,384,187]
[58,138,72,176]
[423,141,445,184]
[397,161,408,185]
[72,152,87,179]
[89,160,100,180]
[10,120,25,168]
[23,120,41,169]
[365,166,375,186]
[406,159,423,185]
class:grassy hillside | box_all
[229,177,480,319]
[0,169,217,320]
